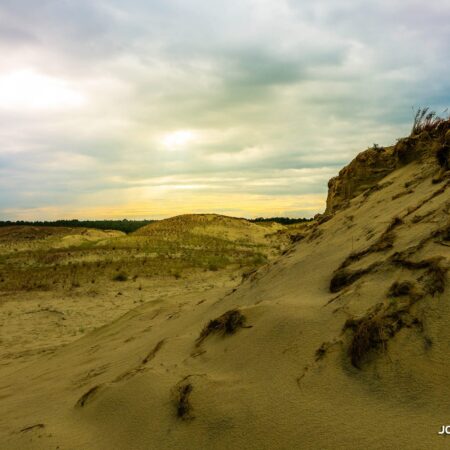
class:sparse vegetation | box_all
[142,339,165,364]
[315,342,333,361]
[411,107,450,136]
[174,382,193,420]
[388,281,414,297]
[0,216,283,292]
[75,385,102,408]
[436,140,449,169]
[196,309,248,346]
[391,255,447,296]
[372,143,384,152]
[330,265,378,293]
[113,272,128,282]
[344,302,422,369]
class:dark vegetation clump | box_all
[344,311,385,369]
[344,302,422,369]
[422,261,447,296]
[372,143,384,152]
[392,189,414,200]
[441,222,450,242]
[436,143,449,170]
[388,280,423,303]
[113,272,128,282]
[75,385,102,408]
[370,217,403,251]
[316,214,332,225]
[386,216,404,233]
[175,382,193,420]
[241,268,257,282]
[315,342,334,361]
[433,129,450,181]
[363,184,381,199]
[249,217,313,225]
[196,309,247,346]
[388,281,414,297]
[329,266,376,293]
[363,181,393,199]
[391,255,447,296]
[142,339,165,364]
[289,233,305,243]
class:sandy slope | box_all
[0,217,284,375]
[1,135,449,449]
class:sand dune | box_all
[1,128,449,449]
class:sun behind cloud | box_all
[161,130,197,151]
[0,69,86,111]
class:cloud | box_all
[0,0,449,219]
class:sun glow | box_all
[161,130,196,150]
[0,69,85,111]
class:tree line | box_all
[0,216,313,233]
[0,219,155,234]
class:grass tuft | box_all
[113,272,128,282]
[344,302,422,369]
[196,309,248,346]
[391,256,447,296]
[411,107,450,136]
[329,266,376,293]
[174,382,193,420]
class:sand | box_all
[0,135,449,449]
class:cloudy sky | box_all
[1,0,449,220]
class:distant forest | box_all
[249,217,313,225]
[0,219,155,234]
[0,216,312,233]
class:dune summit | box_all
[1,123,449,449]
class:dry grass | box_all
[344,313,386,369]
[330,264,378,293]
[0,218,282,292]
[196,309,248,346]
[142,339,165,364]
[75,385,103,408]
[344,302,422,369]
[391,256,447,296]
[388,281,414,297]
[315,342,334,361]
[388,280,423,304]
[174,382,193,420]
[436,143,449,169]
[411,107,450,136]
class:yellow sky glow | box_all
[3,193,326,221]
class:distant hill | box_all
[0,213,290,292]
[134,213,287,245]
[0,216,311,233]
